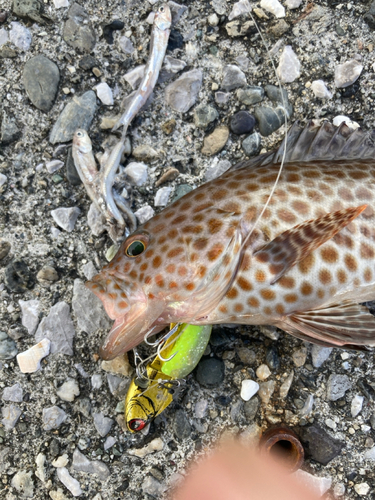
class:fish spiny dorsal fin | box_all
[234,120,375,170]
[280,301,375,348]
[254,205,367,285]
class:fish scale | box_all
[87,121,375,359]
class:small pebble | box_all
[165,69,202,112]
[260,0,285,18]
[9,22,32,51]
[240,379,259,401]
[46,159,64,174]
[0,240,11,260]
[2,382,23,402]
[332,115,360,130]
[311,345,332,368]
[43,406,68,430]
[56,378,80,402]
[0,331,18,359]
[35,302,75,355]
[17,338,51,373]
[299,394,314,416]
[311,80,332,99]
[134,205,155,224]
[354,483,370,496]
[258,380,275,404]
[277,46,301,83]
[256,364,271,381]
[334,59,363,88]
[230,111,256,135]
[228,0,252,20]
[2,404,22,430]
[93,412,114,437]
[254,105,291,137]
[194,104,219,129]
[23,55,60,111]
[51,207,81,232]
[279,371,293,398]
[133,144,159,161]
[91,374,103,389]
[205,159,231,182]
[153,186,171,206]
[124,162,148,186]
[292,347,307,367]
[237,86,264,105]
[11,470,34,498]
[104,436,117,450]
[94,82,113,105]
[351,394,364,417]
[286,0,302,8]
[242,132,261,156]
[57,467,82,497]
[52,454,69,468]
[19,299,40,335]
[201,126,229,156]
[215,91,230,105]
[173,409,191,439]
[142,476,166,497]
[155,168,179,187]
[221,65,247,91]
[196,358,225,387]
[63,3,96,52]
[327,374,351,401]
[128,437,164,457]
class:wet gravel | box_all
[1,0,375,498]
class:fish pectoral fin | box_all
[279,301,375,348]
[254,205,367,284]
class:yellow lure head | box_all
[125,363,173,432]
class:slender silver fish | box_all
[112,4,172,134]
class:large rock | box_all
[63,3,96,52]
[23,55,60,112]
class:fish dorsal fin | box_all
[233,120,375,170]
[254,205,367,284]
[280,301,375,348]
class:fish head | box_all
[72,129,92,155]
[87,191,246,359]
[154,4,172,31]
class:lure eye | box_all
[125,240,146,257]
[128,419,147,432]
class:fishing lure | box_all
[125,323,212,432]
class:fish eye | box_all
[128,418,147,432]
[125,240,146,257]
[159,5,165,12]
[76,131,83,137]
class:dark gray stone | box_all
[244,397,259,421]
[196,357,225,388]
[63,3,96,52]
[49,91,97,144]
[173,409,191,439]
[300,424,345,465]
[364,1,375,30]
[230,111,256,135]
[35,302,75,355]
[23,55,60,112]
[237,85,264,105]
[79,55,99,70]
[221,65,246,91]
[0,240,11,260]
[264,85,289,104]
[266,345,280,371]
[254,105,292,137]
[0,332,18,360]
[242,132,261,156]
[12,0,52,25]
[5,260,34,293]
[1,113,20,144]
[194,104,218,129]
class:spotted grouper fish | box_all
[87,121,375,360]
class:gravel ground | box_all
[1,0,375,498]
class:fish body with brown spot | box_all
[87,121,375,359]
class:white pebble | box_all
[94,82,114,106]
[351,394,364,418]
[364,446,375,460]
[354,483,370,496]
[207,13,219,26]
[154,186,172,207]
[311,80,332,99]
[325,418,337,430]
[333,483,346,497]
[124,162,148,186]
[285,0,302,8]
[91,374,103,389]
[0,173,8,187]
[56,378,80,402]
[134,205,155,224]
[52,454,69,468]
[53,0,69,8]
[240,379,259,401]
[228,0,252,21]
[46,159,64,174]
[17,338,51,373]
[279,371,293,398]
[124,65,145,89]
[256,364,271,380]
[277,46,301,83]
[104,436,117,450]
[51,207,81,232]
[9,22,32,51]
[299,394,314,416]
[128,437,164,458]
[334,59,363,88]
[57,468,82,497]
[333,115,360,130]
[260,0,285,18]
